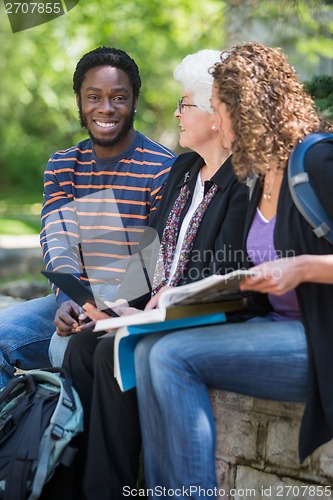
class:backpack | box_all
[0,368,83,500]
[288,132,333,245]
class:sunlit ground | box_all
[0,217,40,235]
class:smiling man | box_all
[77,64,137,154]
[0,47,176,389]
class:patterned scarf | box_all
[152,180,219,294]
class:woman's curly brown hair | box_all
[211,42,333,178]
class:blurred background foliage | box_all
[0,0,333,233]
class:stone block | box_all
[215,460,231,500]
[265,418,301,468]
[215,407,259,461]
[0,248,43,280]
[253,399,304,419]
[316,439,333,479]
[235,465,333,499]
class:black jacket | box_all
[244,141,333,462]
[119,151,249,308]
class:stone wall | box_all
[210,390,333,500]
[0,238,49,304]
[0,247,43,280]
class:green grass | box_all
[0,189,42,205]
[0,191,42,235]
[0,217,40,235]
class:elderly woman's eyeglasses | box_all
[178,98,198,114]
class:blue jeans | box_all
[48,332,71,367]
[0,294,58,388]
[134,317,308,499]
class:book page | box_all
[159,269,255,308]
[94,307,165,332]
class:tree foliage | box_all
[0,0,332,195]
[304,75,333,119]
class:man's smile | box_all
[94,120,117,129]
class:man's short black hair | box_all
[73,47,141,99]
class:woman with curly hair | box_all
[134,42,333,498]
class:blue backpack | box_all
[288,132,333,245]
[0,368,83,500]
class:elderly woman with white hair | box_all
[59,50,249,500]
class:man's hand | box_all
[54,300,94,336]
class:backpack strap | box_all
[288,133,333,245]
[28,370,80,500]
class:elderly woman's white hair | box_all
[174,49,222,113]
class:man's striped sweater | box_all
[40,132,176,304]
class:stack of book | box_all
[94,269,254,391]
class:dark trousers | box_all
[42,330,142,500]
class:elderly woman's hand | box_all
[82,300,140,325]
[144,286,173,311]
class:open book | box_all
[94,268,254,332]
[94,269,256,392]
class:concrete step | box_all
[0,294,24,310]
[0,234,43,280]
[0,235,40,248]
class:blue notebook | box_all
[113,312,227,391]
